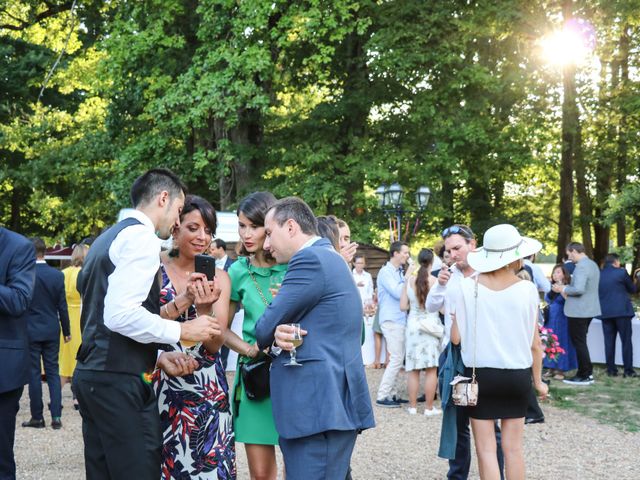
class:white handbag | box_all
[418,316,444,338]
[450,277,479,407]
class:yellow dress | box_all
[59,266,82,377]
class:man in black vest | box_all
[73,168,222,480]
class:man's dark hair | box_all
[354,254,366,263]
[130,168,187,208]
[31,237,46,257]
[212,238,227,250]
[566,242,585,254]
[441,224,475,242]
[269,197,319,236]
[604,252,619,265]
[390,241,408,257]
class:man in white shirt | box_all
[352,254,374,304]
[73,168,221,480]
[426,224,504,480]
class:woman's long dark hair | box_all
[236,191,277,256]
[316,215,340,251]
[415,248,434,307]
[548,264,571,301]
[169,194,217,257]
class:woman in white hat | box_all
[450,224,548,480]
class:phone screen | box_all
[194,254,216,281]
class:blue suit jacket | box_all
[0,228,36,392]
[598,264,636,319]
[24,262,70,341]
[255,238,375,439]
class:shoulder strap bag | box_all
[450,276,479,407]
[240,260,272,401]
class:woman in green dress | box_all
[226,191,286,480]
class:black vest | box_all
[76,217,160,375]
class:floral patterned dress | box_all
[154,266,236,479]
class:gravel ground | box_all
[15,368,640,479]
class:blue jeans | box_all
[28,339,62,419]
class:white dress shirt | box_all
[352,269,374,304]
[523,259,551,293]
[426,266,466,346]
[103,210,181,344]
[215,254,229,271]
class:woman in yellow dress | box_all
[59,244,88,409]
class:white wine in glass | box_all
[284,323,303,367]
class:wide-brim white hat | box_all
[467,224,542,273]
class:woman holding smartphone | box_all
[155,194,235,479]
[226,191,287,480]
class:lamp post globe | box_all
[415,186,431,210]
[387,182,404,208]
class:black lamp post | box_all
[376,183,431,243]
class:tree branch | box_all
[0,1,74,31]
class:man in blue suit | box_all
[255,197,375,480]
[598,253,637,378]
[21,238,70,430]
[0,227,36,479]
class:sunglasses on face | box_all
[441,225,474,239]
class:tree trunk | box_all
[616,26,630,247]
[556,35,576,262]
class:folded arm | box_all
[0,242,36,317]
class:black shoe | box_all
[73,402,80,411]
[525,417,545,425]
[51,418,62,430]
[606,371,618,377]
[416,395,426,403]
[563,375,594,385]
[623,371,638,378]
[21,418,45,428]
[392,395,408,404]
[376,397,401,408]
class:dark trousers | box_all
[279,430,357,480]
[526,385,544,420]
[28,339,62,419]
[73,370,161,480]
[0,387,23,480]
[438,349,504,480]
[567,317,593,377]
[601,316,634,375]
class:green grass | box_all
[548,365,640,433]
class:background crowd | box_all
[2,168,639,480]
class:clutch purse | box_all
[450,375,478,407]
[240,357,271,400]
[418,317,444,338]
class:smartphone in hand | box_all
[194,254,216,281]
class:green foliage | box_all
[1,0,639,260]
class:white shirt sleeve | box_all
[426,282,446,313]
[103,224,181,344]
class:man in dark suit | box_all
[21,238,71,430]
[0,227,36,479]
[255,197,375,480]
[598,253,637,378]
[209,238,235,271]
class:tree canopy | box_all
[1,0,639,266]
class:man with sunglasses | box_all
[427,225,504,480]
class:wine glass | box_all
[284,323,303,367]
[269,272,285,298]
[363,299,376,326]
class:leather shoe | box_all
[525,417,545,425]
[416,395,426,403]
[21,418,45,428]
[623,371,638,378]
[392,395,409,404]
[51,418,62,430]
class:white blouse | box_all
[452,276,539,369]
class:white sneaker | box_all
[407,407,417,415]
[424,407,442,417]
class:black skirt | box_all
[463,367,532,420]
